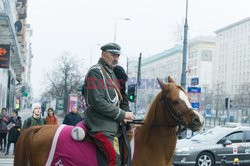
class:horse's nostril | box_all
[192,117,200,124]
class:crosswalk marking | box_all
[0,158,14,166]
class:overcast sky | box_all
[27,0,250,98]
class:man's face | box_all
[71,107,77,113]
[102,51,120,68]
[33,106,41,115]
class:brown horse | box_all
[14,76,204,166]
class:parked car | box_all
[172,124,250,166]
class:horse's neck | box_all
[135,125,177,149]
[132,126,177,166]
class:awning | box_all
[0,14,24,81]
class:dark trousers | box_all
[5,142,16,155]
[0,133,7,151]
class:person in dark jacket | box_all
[0,108,9,152]
[63,106,82,126]
[5,111,22,155]
[23,103,46,130]
[113,65,130,112]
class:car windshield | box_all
[190,127,224,141]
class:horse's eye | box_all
[172,100,179,105]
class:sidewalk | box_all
[0,109,65,159]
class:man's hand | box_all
[124,112,135,123]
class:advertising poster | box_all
[0,44,10,69]
[68,95,78,112]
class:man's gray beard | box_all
[111,61,118,66]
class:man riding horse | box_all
[83,43,135,165]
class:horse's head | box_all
[157,76,204,132]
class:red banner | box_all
[0,44,10,69]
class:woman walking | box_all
[45,108,58,125]
[0,108,9,152]
[5,111,22,155]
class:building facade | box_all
[214,17,250,118]
[214,17,250,95]
[0,0,31,111]
[128,36,216,113]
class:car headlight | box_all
[175,147,194,153]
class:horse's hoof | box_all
[71,126,85,141]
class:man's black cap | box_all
[100,43,121,55]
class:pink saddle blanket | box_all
[46,124,98,166]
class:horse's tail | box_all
[14,126,43,166]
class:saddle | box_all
[72,121,132,166]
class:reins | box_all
[128,89,190,134]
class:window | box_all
[225,131,243,143]
[244,131,250,142]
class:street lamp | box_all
[181,0,189,89]
[114,18,131,43]
[124,54,129,75]
[180,0,189,139]
[90,43,101,67]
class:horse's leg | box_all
[32,125,58,166]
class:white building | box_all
[214,17,250,96]
[187,36,216,89]
[128,36,216,111]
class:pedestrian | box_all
[22,103,46,129]
[41,102,46,117]
[0,108,9,152]
[5,110,22,155]
[45,108,58,125]
[63,105,82,126]
[83,43,135,165]
[113,65,130,112]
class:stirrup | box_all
[71,126,86,141]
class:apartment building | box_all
[214,17,250,96]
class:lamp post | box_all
[90,43,100,67]
[125,54,129,75]
[114,18,131,43]
[180,0,189,139]
[181,0,189,89]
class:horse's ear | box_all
[168,76,176,83]
[157,78,165,90]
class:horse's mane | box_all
[135,83,179,143]
[135,91,163,143]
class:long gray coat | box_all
[84,58,126,135]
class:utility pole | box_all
[134,53,142,115]
[181,0,189,89]
[180,0,189,139]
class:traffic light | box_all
[225,97,233,109]
[230,99,233,108]
[225,97,229,109]
[128,84,136,102]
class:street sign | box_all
[191,102,200,108]
[191,77,199,85]
[188,87,201,93]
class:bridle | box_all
[128,87,193,134]
[158,88,193,134]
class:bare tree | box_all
[168,20,184,45]
[233,83,250,109]
[41,51,84,113]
